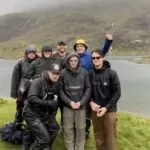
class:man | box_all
[73,34,113,139]
[23,63,61,150]
[53,41,69,69]
[90,49,121,150]
[60,52,91,150]
[10,44,38,125]
[25,44,60,79]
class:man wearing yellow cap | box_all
[73,34,113,139]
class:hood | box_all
[41,44,52,58]
[24,44,37,61]
[66,52,81,73]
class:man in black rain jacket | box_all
[22,63,61,150]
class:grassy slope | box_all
[0,0,150,58]
[0,99,150,150]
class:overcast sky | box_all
[0,0,96,15]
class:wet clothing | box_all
[23,72,60,150]
[59,52,91,150]
[89,60,121,112]
[53,51,69,69]
[77,39,113,71]
[24,57,59,79]
[90,60,121,150]
[11,49,37,123]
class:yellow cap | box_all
[74,39,88,50]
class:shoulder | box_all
[107,68,118,77]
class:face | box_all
[92,52,103,68]
[76,44,86,54]
[57,44,66,53]
[27,52,36,60]
[43,50,52,58]
[68,56,79,69]
[47,71,60,82]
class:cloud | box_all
[0,0,96,14]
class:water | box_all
[0,58,150,117]
[0,59,16,97]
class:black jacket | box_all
[23,71,59,119]
[59,53,91,108]
[90,60,121,112]
[24,57,59,79]
[10,59,35,98]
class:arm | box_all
[105,70,121,110]
[101,34,113,55]
[28,79,57,107]
[10,61,22,98]
[59,74,72,107]
[80,71,91,106]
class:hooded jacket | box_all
[59,52,91,108]
[24,48,60,79]
[23,71,59,119]
[10,49,38,98]
[89,60,121,112]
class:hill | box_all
[0,0,150,58]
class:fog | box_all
[0,0,102,14]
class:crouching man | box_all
[22,63,61,150]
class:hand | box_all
[96,107,107,117]
[106,33,113,40]
[70,101,78,109]
[90,101,100,112]
[75,102,80,109]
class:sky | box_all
[0,0,95,15]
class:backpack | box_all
[0,122,25,144]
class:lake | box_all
[0,58,150,117]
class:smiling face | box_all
[75,44,86,54]
[27,52,36,60]
[43,50,52,58]
[57,44,67,53]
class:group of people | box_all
[10,34,121,150]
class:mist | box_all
[0,0,103,15]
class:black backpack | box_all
[0,122,25,144]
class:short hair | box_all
[91,49,105,58]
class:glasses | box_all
[92,56,101,60]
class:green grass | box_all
[0,98,150,150]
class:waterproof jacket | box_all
[23,71,59,119]
[25,57,59,79]
[59,53,91,108]
[53,51,69,69]
[89,60,121,112]
[10,56,37,98]
[77,39,112,71]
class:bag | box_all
[0,122,25,144]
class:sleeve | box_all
[80,71,91,106]
[101,39,113,55]
[105,70,121,110]
[28,79,58,107]
[10,61,21,98]
[24,61,35,79]
[59,73,72,107]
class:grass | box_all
[0,98,150,150]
